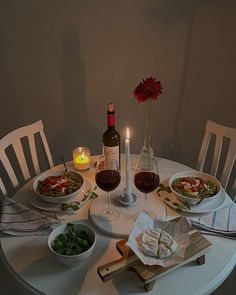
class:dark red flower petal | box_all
[134,77,163,102]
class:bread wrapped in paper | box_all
[141,228,177,259]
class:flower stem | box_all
[145,100,151,148]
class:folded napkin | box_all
[0,197,59,236]
[189,203,236,239]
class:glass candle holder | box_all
[73,147,90,171]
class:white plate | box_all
[28,179,91,212]
[159,188,232,214]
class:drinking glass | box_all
[95,155,121,221]
[134,155,160,219]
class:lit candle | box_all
[73,147,90,170]
[125,127,132,198]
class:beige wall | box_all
[0,0,236,168]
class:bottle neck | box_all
[107,112,115,129]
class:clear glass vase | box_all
[139,100,154,168]
[139,135,154,170]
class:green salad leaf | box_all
[51,223,92,255]
[157,183,191,213]
[60,186,98,211]
[156,183,171,193]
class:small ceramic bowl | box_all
[48,222,96,267]
[169,171,222,205]
[33,170,84,204]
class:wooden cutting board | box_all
[97,230,212,292]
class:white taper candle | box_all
[125,127,132,197]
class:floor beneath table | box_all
[0,259,35,295]
[212,267,235,295]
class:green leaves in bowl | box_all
[51,223,92,256]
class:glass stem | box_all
[144,100,151,148]
[106,192,112,214]
[145,193,147,208]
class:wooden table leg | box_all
[196,255,205,265]
[144,280,156,292]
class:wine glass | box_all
[95,155,121,222]
[134,155,160,219]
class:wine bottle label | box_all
[103,145,119,167]
[107,114,115,126]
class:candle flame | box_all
[81,152,85,160]
[126,127,130,139]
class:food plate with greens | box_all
[33,170,84,204]
[169,171,221,205]
[29,179,92,212]
[157,185,227,214]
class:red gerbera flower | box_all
[134,77,163,102]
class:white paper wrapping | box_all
[125,212,190,267]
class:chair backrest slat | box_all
[12,140,31,182]
[0,177,7,197]
[221,139,236,188]
[28,133,40,175]
[39,129,54,169]
[0,151,19,188]
[210,135,223,177]
[196,129,211,172]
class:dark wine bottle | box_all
[103,103,121,169]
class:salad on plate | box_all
[171,176,218,199]
[36,174,82,197]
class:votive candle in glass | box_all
[73,147,90,170]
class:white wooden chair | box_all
[0,121,54,293]
[0,120,54,196]
[196,120,236,201]
[0,177,7,197]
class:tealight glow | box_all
[73,147,90,170]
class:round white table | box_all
[1,155,236,295]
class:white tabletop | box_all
[1,155,236,295]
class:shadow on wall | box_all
[148,0,203,164]
[148,0,236,168]
[53,29,98,164]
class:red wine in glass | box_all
[95,156,121,222]
[134,155,159,219]
[95,170,121,192]
[134,171,160,194]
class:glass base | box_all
[97,207,120,222]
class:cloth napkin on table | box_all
[0,197,59,236]
[189,203,236,239]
